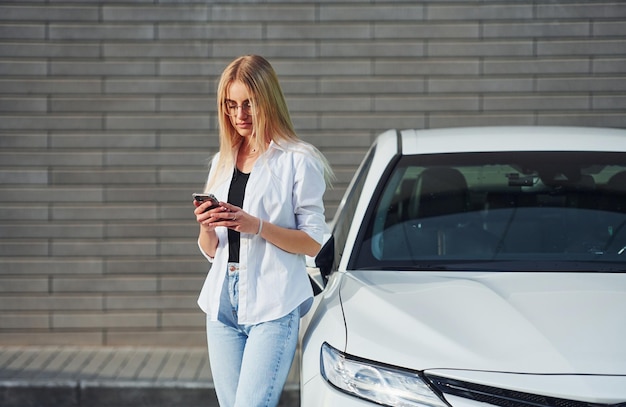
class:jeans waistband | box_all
[227,262,239,275]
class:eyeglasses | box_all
[223,100,255,116]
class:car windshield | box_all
[353,151,626,272]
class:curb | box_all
[0,380,299,407]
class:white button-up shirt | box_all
[197,141,327,324]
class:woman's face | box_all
[225,80,254,139]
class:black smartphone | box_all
[192,193,220,210]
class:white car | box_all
[300,127,626,407]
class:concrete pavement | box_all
[0,346,299,407]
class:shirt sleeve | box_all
[197,239,215,262]
[292,150,327,244]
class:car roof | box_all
[391,126,626,155]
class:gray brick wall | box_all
[1,0,625,347]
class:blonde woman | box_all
[193,55,332,407]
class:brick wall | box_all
[1,1,625,347]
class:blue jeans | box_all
[206,263,300,407]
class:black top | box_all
[227,168,250,263]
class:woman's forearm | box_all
[209,201,322,258]
[259,220,321,258]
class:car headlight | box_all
[320,342,449,407]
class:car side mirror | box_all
[306,234,334,295]
[315,235,334,284]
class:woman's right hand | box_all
[194,201,224,231]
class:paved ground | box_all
[0,346,300,407]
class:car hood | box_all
[339,270,626,375]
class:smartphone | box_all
[192,193,220,210]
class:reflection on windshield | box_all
[354,152,626,271]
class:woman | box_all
[193,55,332,407]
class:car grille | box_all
[425,375,625,407]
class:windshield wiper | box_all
[356,261,626,273]
[356,265,452,271]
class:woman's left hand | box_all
[216,202,261,235]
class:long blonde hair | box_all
[206,55,333,190]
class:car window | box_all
[352,151,626,271]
